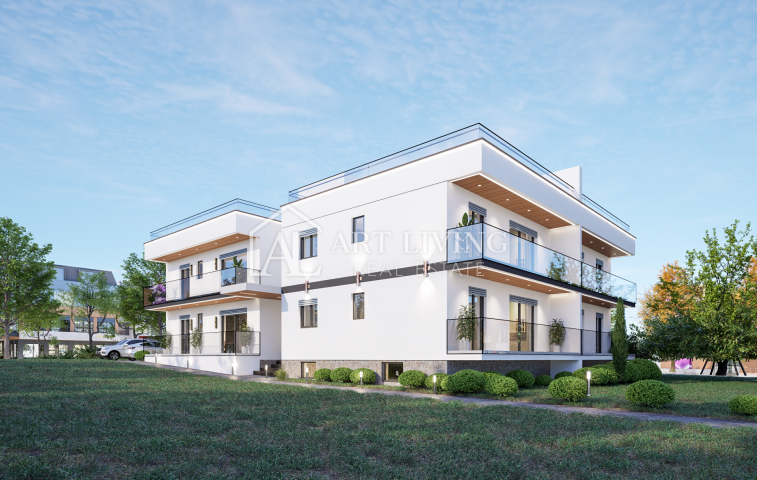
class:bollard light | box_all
[232,361,237,376]
[305,367,309,384]
[265,364,268,378]
[360,370,363,386]
[586,370,592,397]
[433,375,437,395]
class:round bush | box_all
[440,375,452,391]
[275,369,287,381]
[313,368,332,381]
[134,351,147,361]
[487,376,519,397]
[349,368,376,384]
[573,367,611,386]
[621,362,644,383]
[554,371,573,380]
[482,371,503,391]
[729,395,757,416]
[534,375,553,387]
[425,373,449,390]
[594,364,621,384]
[548,377,588,401]
[446,369,486,393]
[506,369,535,388]
[626,380,676,407]
[398,370,427,388]
[330,367,353,383]
[629,359,662,380]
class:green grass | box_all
[1,361,756,479]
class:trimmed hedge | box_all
[594,364,621,384]
[506,369,535,388]
[626,380,676,407]
[349,368,376,384]
[554,371,573,380]
[134,351,147,361]
[487,376,519,397]
[425,373,449,390]
[446,369,486,393]
[398,370,427,388]
[548,377,587,401]
[534,375,553,387]
[330,367,353,383]
[729,395,757,416]
[313,368,332,381]
[482,372,503,392]
[440,375,452,391]
[629,358,662,380]
[621,362,644,383]
[573,367,611,386]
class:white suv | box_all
[123,339,164,359]
[98,339,146,361]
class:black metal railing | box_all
[129,331,261,356]
[143,268,264,306]
[447,223,636,303]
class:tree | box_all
[19,310,63,356]
[117,253,165,337]
[456,304,478,348]
[637,261,697,325]
[610,298,628,377]
[95,287,121,339]
[60,272,111,348]
[0,217,59,359]
[637,314,700,370]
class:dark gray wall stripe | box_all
[219,248,247,260]
[219,307,247,316]
[179,263,190,270]
[298,299,318,306]
[510,295,538,306]
[509,221,538,238]
[468,202,487,216]
[179,315,190,320]
[469,286,487,297]
[299,228,318,238]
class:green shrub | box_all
[440,375,452,391]
[134,351,147,361]
[548,377,588,401]
[506,369,535,388]
[729,395,757,416]
[313,368,332,381]
[425,373,449,390]
[534,375,553,386]
[275,369,287,381]
[330,367,353,383]
[482,371,503,392]
[573,367,611,386]
[554,371,573,380]
[60,350,75,359]
[626,380,676,407]
[398,370,427,387]
[350,368,376,384]
[594,364,621,384]
[487,376,519,397]
[74,345,98,359]
[446,369,486,393]
[629,358,662,380]
[621,362,644,383]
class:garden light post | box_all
[359,370,363,386]
[433,375,437,395]
[586,370,591,397]
[232,361,236,376]
[265,364,268,378]
[306,367,309,384]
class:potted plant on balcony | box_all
[456,305,479,350]
[190,328,203,354]
[238,323,254,354]
[160,333,173,353]
[549,319,566,352]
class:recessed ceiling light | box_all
[478,184,481,187]
[528,210,531,212]
[506,199,510,201]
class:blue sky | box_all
[2,1,756,322]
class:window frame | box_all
[300,234,318,259]
[300,304,318,328]
[197,260,203,279]
[352,216,365,243]
[352,293,365,320]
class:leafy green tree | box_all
[610,298,628,377]
[20,311,63,356]
[60,272,111,348]
[95,287,121,339]
[0,217,60,359]
[637,314,699,371]
[117,253,165,337]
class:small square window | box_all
[197,260,203,279]
[352,293,364,320]
[301,362,316,378]
[300,304,318,328]
[385,363,403,382]
[352,216,365,243]
[300,235,317,259]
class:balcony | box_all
[143,267,279,312]
[447,318,610,355]
[447,223,636,303]
[148,331,261,355]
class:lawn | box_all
[1,361,756,480]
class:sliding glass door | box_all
[509,301,534,352]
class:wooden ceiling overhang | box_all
[148,233,251,263]
[145,294,242,312]
[228,289,281,301]
[452,174,571,229]
[456,265,572,295]
[581,294,618,310]
[582,229,630,258]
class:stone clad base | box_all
[281,360,550,383]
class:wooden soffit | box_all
[452,174,571,229]
[581,295,616,309]
[457,266,571,295]
[146,295,245,312]
[582,230,629,258]
[148,233,251,263]
[230,289,281,301]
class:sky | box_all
[1,1,756,323]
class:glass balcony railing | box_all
[148,199,280,241]
[143,268,265,307]
[447,223,637,303]
[135,332,261,355]
[447,318,610,355]
[287,123,630,231]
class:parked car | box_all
[123,339,164,360]
[99,338,150,361]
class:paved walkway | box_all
[133,361,757,430]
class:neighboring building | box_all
[279,124,636,380]
[3,265,129,358]
[142,200,282,375]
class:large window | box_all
[353,293,365,320]
[197,313,203,331]
[74,317,89,333]
[97,317,115,333]
[300,304,318,328]
[197,260,203,279]
[385,362,403,382]
[222,313,247,353]
[509,301,535,352]
[53,316,71,332]
[300,235,317,259]
[352,216,365,243]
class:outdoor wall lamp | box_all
[305,280,310,294]
[423,260,429,277]
[433,375,437,395]
[359,370,363,386]
[586,370,592,397]
[356,271,362,286]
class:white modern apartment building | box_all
[279,124,636,381]
[142,200,282,375]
